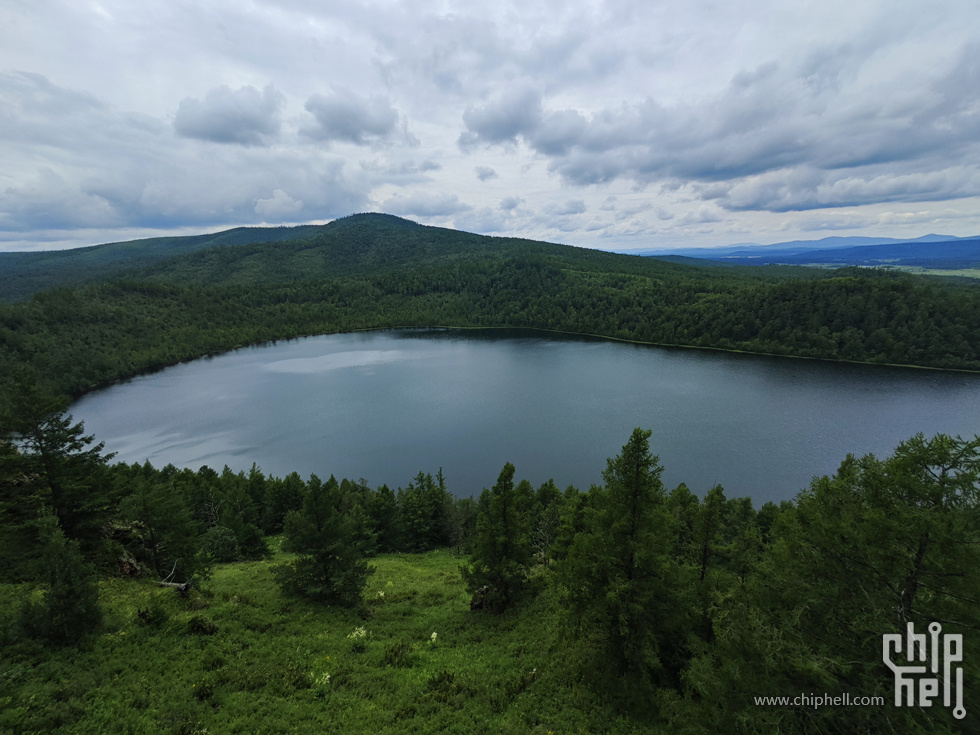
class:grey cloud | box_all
[254,189,303,219]
[381,192,472,217]
[499,196,524,211]
[678,205,723,226]
[549,199,587,216]
[719,167,980,213]
[174,84,284,146]
[1,70,103,118]
[455,207,512,234]
[527,109,588,156]
[457,42,980,214]
[0,167,121,231]
[360,158,442,182]
[459,86,542,148]
[304,89,406,146]
[0,74,370,234]
[0,71,164,151]
[475,166,497,181]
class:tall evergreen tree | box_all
[560,428,690,683]
[462,463,532,613]
[680,433,980,733]
[119,477,206,582]
[1,368,116,553]
[0,437,46,581]
[261,471,305,534]
[274,475,370,607]
[368,484,399,553]
[19,514,102,645]
[396,470,451,552]
[694,484,726,581]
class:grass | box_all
[0,549,652,735]
[882,265,980,279]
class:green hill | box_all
[0,225,332,302]
[0,213,795,301]
[1,213,978,400]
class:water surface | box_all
[71,329,980,504]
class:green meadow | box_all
[1,547,637,735]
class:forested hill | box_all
[0,212,776,301]
[0,224,327,302]
[1,212,979,400]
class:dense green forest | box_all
[1,384,976,732]
[1,214,979,403]
[1,213,979,732]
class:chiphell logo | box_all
[882,622,965,720]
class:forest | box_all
[1,213,979,732]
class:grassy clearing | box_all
[1,549,649,735]
[879,265,980,279]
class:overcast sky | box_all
[2,0,979,252]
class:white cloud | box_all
[255,189,303,218]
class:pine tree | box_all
[559,428,689,682]
[274,475,370,606]
[1,368,115,548]
[396,470,450,552]
[462,463,532,613]
[19,514,102,644]
[119,477,206,581]
[0,437,46,581]
[680,433,980,733]
[694,484,726,581]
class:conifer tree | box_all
[462,463,532,613]
[0,437,46,581]
[396,470,451,552]
[261,471,305,534]
[274,474,370,606]
[19,514,102,644]
[559,428,689,683]
[119,477,206,581]
[679,433,980,733]
[694,484,726,581]
[1,367,115,548]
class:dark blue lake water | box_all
[70,329,980,504]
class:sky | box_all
[2,0,980,253]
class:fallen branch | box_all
[158,578,194,594]
[158,560,194,594]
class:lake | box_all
[70,328,980,505]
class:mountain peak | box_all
[327,212,423,230]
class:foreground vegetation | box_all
[1,378,977,733]
[3,549,594,735]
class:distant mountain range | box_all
[636,234,980,270]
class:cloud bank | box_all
[1,0,979,251]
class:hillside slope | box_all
[0,225,330,301]
[1,214,978,400]
[0,213,804,301]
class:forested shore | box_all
[2,215,979,403]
